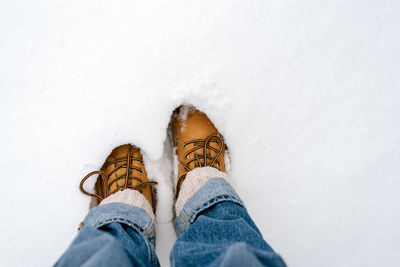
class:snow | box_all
[1,1,400,266]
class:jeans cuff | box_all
[100,189,155,219]
[174,178,243,236]
[82,202,156,245]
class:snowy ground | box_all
[1,1,400,266]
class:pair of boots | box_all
[79,106,227,217]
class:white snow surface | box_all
[1,1,400,266]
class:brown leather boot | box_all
[79,144,157,210]
[171,106,226,198]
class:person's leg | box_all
[56,144,159,266]
[55,195,158,267]
[170,106,286,266]
[170,168,286,267]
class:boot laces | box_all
[80,154,157,201]
[176,134,225,198]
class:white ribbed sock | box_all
[175,167,230,215]
[100,189,155,219]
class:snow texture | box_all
[1,1,400,266]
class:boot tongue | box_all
[108,175,128,193]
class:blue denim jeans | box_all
[55,178,286,267]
